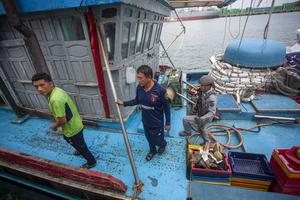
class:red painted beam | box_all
[0,147,127,193]
[86,8,111,118]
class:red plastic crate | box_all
[284,146,300,170]
[272,149,300,178]
[271,181,300,196]
[270,157,300,187]
[191,152,232,177]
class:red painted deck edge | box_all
[0,147,127,193]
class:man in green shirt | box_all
[32,73,96,169]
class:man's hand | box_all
[165,125,171,131]
[50,117,67,131]
[116,99,124,105]
[50,123,58,131]
[187,84,200,96]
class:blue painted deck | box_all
[0,107,187,200]
[0,92,300,199]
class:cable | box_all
[263,0,275,39]
[221,13,228,51]
[228,0,244,39]
[237,0,254,52]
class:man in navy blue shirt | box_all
[117,65,171,161]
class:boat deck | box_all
[0,92,300,199]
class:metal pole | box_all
[159,40,176,68]
[254,115,296,121]
[176,92,196,105]
[182,80,197,89]
[96,27,143,194]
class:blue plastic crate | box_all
[191,174,231,183]
[228,151,274,182]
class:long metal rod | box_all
[254,115,296,121]
[96,27,142,190]
[182,80,197,89]
[176,92,196,105]
[159,40,176,68]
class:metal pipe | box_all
[96,26,143,193]
[159,40,176,68]
[176,92,196,105]
[254,115,296,121]
[182,80,197,89]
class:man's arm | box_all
[50,100,67,131]
[51,117,67,131]
[118,87,139,107]
[162,90,171,130]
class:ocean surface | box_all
[160,11,300,71]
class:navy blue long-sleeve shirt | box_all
[124,81,170,128]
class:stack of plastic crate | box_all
[270,147,300,196]
[228,152,274,191]
[190,150,232,186]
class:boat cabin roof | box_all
[0,0,172,16]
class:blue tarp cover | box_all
[224,39,285,68]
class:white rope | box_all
[210,54,275,101]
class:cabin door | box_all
[47,15,105,119]
[0,39,49,112]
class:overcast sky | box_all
[230,0,297,8]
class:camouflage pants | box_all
[182,115,213,141]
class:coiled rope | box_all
[187,122,294,150]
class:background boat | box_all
[164,6,219,22]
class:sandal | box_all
[73,150,81,156]
[158,146,166,154]
[146,152,155,161]
[80,162,96,169]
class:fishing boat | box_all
[164,7,220,22]
[0,0,300,200]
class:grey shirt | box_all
[192,88,217,120]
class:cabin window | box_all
[155,23,163,43]
[137,11,141,18]
[149,23,158,49]
[103,23,116,60]
[135,22,144,53]
[122,22,130,59]
[59,16,85,41]
[140,23,148,52]
[102,8,117,18]
[124,8,133,17]
[143,23,152,51]
[129,22,138,56]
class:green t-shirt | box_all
[48,87,84,137]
